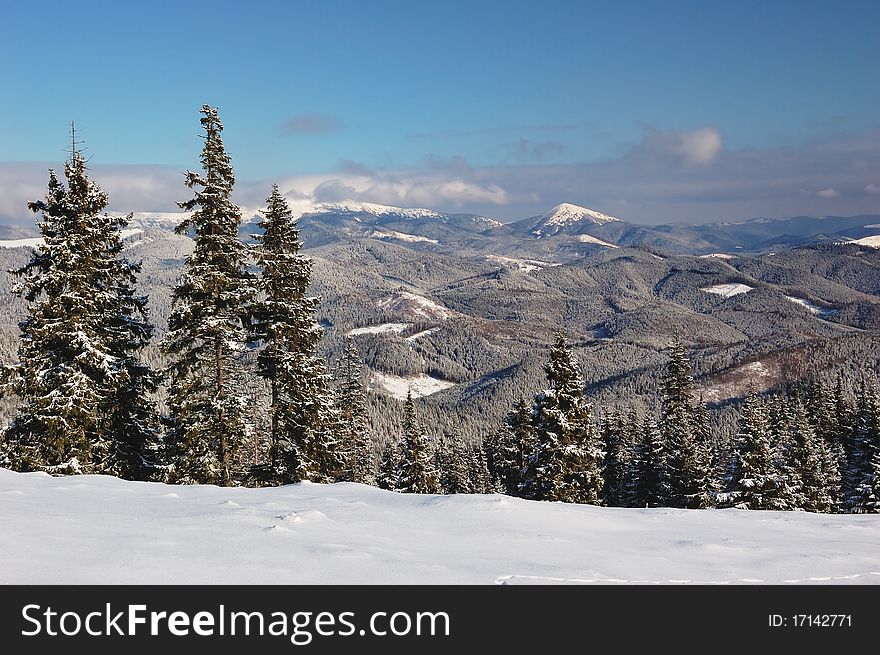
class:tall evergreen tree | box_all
[522,332,603,504]
[437,430,471,494]
[626,416,667,507]
[731,392,784,509]
[846,375,880,512]
[469,442,493,494]
[1,136,157,478]
[162,105,256,486]
[376,441,399,491]
[397,391,440,494]
[252,183,339,483]
[493,398,535,495]
[786,396,837,513]
[659,341,714,508]
[601,408,631,507]
[334,338,372,484]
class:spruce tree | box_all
[397,391,440,493]
[522,332,603,504]
[2,136,157,478]
[376,441,399,491]
[335,338,372,483]
[469,442,493,493]
[438,431,471,494]
[765,394,802,510]
[731,393,781,509]
[601,408,629,507]
[162,105,256,486]
[786,396,836,513]
[659,341,714,508]
[494,398,535,495]
[846,375,880,512]
[252,183,339,483]
[626,416,667,507]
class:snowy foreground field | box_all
[2,468,879,585]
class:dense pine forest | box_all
[1,107,878,515]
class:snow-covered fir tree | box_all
[469,441,493,493]
[397,391,440,494]
[437,430,472,494]
[785,396,838,513]
[762,394,801,510]
[846,375,880,512]
[625,416,668,507]
[521,332,603,504]
[253,183,339,483]
[492,398,535,495]
[162,106,257,486]
[376,441,399,491]
[1,137,157,478]
[659,341,715,508]
[600,408,631,507]
[730,392,785,509]
[334,338,373,484]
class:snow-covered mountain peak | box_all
[539,203,620,227]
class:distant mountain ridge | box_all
[3,198,880,257]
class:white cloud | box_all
[277,170,510,211]
[2,128,879,225]
[631,127,724,165]
[678,128,724,164]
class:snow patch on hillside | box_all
[2,468,879,584]
[348,323,410,336]
[405,328,439,342]
[370,371,455,399]
[576,234,619,248]
[699,253,736,260]
[0,237,43,249]
[850,235,880,248]
[784,295,835,316]
[701,359,778,404]
[369,229,439,244]
[378,292,453,320]
[701,283,754,298]
[485,254,556,272]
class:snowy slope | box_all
[850,235,880,248]
[701,283,754,297]
[370,371,455,399]
[2,469,878,585]
[576,234,619,248]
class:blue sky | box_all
[1,0,878,223]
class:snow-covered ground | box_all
[698,253,736,260]
[348,323,410,336]
[369,371,455,399]
[850,235,880,248]
[369,229,439,244]
[377,292,453,320]
[576,234,618,248]
[784,295,835,316]
[1,469,878,585]
[485,254,556,272]
[405,328,439,342]
[0,237,43,249]
[701,283,754,298]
